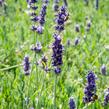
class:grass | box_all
[0,0,109,109]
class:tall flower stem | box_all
[37,71,46,107]
[54,74,57,109]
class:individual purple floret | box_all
[31,42,42,52]
[101,64,106,75]
[54,67,61,74]
[83,71,97,103]
[69,97,76,109]
[23,55,30,75]
[36,25,43,34]
[55,5,69,33]
[53,0,60,12]
[104,88,109,106]
[52,34,63,74]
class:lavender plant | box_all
[51,5,69,109]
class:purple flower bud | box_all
[66,39,71,46]
[75,24,80,32]
[31,16,39,22]
[53,4,59,12]
[101,64,106,75]
[69,97,76,109]
[31,6,38,10]
[31,25,37,31]
[87,20,91,28]
[23,55,30,75]
[53,0,60,12]
[74,37,79,46]
[54,67,61,74]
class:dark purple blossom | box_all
[69,97,76,109]
[55,6,69,32]
[83,71,97,103]
[23,55,30,75]
[52,34,63,74]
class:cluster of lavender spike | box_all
[83,71,97,103]
[26,0,49,34]
[52,6,69,74]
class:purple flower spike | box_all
[55,5,69,32]
[23,55,30,75]
[52,34,63,74]
[83,71,97,103]
[69,97,76,109]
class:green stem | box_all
[37,72,46,107]
[0,64,23,71]
[54,74,57,109]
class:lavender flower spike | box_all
[23,55,30,75]
[52,34,63,74]
[83,71,97,103]
[69,97,76,109]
